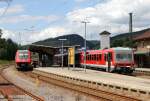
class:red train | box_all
[15,47,135,74]
[80,47,135,73]
[15,50,32,70]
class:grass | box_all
[0,60,14,65]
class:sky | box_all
[0,0,150,45]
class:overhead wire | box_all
[0,0,12,19]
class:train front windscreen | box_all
[18,50,29,60]
[115,53,133,62]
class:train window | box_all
[90,55,91,60]
[86,55,88,60]
[96,54,99,61]
[116,53,132,61]
[99,54,102,61]
[93,55,95,60]
[19,54,28,59]
[94,55,96,60]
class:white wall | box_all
[100,35,110,49]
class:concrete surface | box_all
[35,67,150,92]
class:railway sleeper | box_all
[33,71,143,101]
[33,72,141,101]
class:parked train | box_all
[15,47,135,73]
[80,47,135,74]
[15,50,33,70]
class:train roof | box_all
[111,47,132,51]
[17,50,29,52]
[81,47,133,54]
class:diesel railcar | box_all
[80,47,135,74]
[15,50,32,70]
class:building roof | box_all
[134,30,150,41]
[134,50,148,55]
[99,31,111,35]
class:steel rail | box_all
[0,65,44,101]
[31,72,141,101]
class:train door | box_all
[105,52,112,72]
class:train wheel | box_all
[17,68,20,71]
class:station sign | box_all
[68,47,75,65]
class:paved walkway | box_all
[35,67,150,92]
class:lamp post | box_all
[81,20,90,72]
[59,38,67,68]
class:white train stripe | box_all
[80,63,115,69]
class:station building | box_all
[134,29,150,68]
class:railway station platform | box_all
[33,67,150,100]
[135,68,150,76]
[135,68,150,72]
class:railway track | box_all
[0,64,44,101]
[29,70,142,101]
[1,64,148,101]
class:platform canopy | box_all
[134,50,148,55]
[29,44,56,55]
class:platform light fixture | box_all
[59,38,67,68]
[81,19,90,72]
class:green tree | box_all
[111,39,124,47]
[0,29,2,38]
[111,37,136,48]
[0,38,18,60]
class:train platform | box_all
[135,68,150,76]
[34,67,150,100]
[34,67,150,92]
[135,68,150,72]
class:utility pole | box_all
[129,13,133,33]
[19,32,21,46]
[24,26,35,45]
[81,20,90,72]
[0,29,2,38]
[129,13,133,47]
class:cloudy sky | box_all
[0,0,150,44]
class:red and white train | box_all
[15,50,32,70]
[15,47,135,73]
[80,47,135,73]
